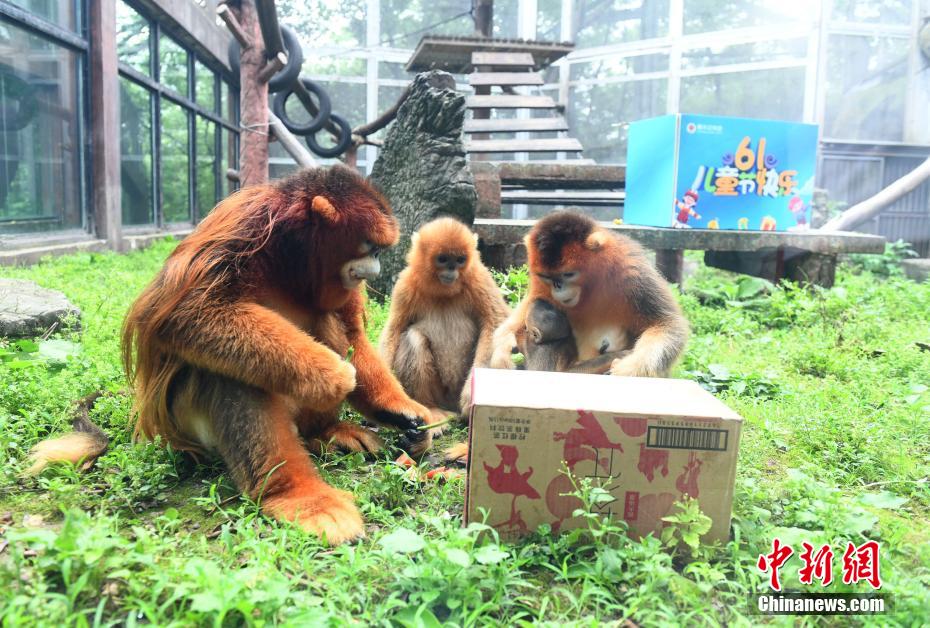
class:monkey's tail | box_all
[24,392,111,476]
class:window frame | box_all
[117,0,238,229]
[0,0,90,234]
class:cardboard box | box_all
[624,114,818,232]
[465,368,742,542]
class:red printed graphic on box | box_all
[616,416,647,438]
[553,410,624,472]
[623,491,639,520]
[637,443,670,482]
[675,451,703,498]
[483,444,540,534]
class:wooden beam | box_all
[464,117,569,133]
[469,72,544,87]
[89,0,122,249]
[235,0,268,186]
[466,138,583,153]
[471,51,535,67]
[474,218,886,254]
[500,191,623,206]
[466,95,557,109]
[216,3,251,49]
[495,162,625,188]
[268,111,317,167]
[257,51,287,83]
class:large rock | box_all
[902,258,930,283]
[0,279,81,337]
[369,70,477,297]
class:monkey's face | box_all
[434,251,468,285]
[340,240,383,289]
[537,270,581,308]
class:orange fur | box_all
[493,211,688,377]
[380,218,510,417]
[33,166,430,544]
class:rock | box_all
[0,279,81,338]
[902,258,930,283]
[368,70,477,297]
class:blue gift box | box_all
[624,114,819,232]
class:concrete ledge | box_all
[0,238,107,266]
[123,228,193,251]
[902,258,930,283]
[474,218,886,255]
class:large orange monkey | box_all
[379,217,510,419]
[490,211,688,377]
[29,166,432,544]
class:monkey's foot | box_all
[443,441,469,465]
[311,421,383,455]
[264,486,365,545]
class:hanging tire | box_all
[305,114,353,158]
[271,77,332,135]
[227,25,304,93]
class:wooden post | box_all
[474,0,493,36]
[654,249,684,285]
[89,0,122,249]
[235,0,268,187]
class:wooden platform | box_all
[406,36,573,74]
[473,218,886,288]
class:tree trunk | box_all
[236,0,269,187]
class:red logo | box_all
[757,538,883,591]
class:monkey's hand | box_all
[368,397,432,457]
[608,356,651,378]
[296,356,357,410]
[489,332,518,370]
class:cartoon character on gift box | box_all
[707,218,719,230]
[760,216,777,231]
[787,195,809,231]
[673,190,701,228]
[738,217,749,230]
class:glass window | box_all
[221,128,238,195]
[570,54,669,81]
[573,0,669,46]
[681,39,808,70]
[304,57,366,78]
[159,34,189,97]
[195,61,216,112]
[8,0,77,32]
[679,67,806,121]
[0,24,83,233]
[831,0,913,25]
[568,79,667,164]
[116,0,151,75]
[160,100,191,222]
[493,0,519,38]
[380,0,473,44]
[824,34,909,141]
[280,0,366,48]
[196,116,217,217]
[537,0,563,41]
[120,78,154,225]
[683,0,814,33]
[379,62,409,81]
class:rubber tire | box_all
[227,25,304,93]
[271,77,332,136]
[305,113,353,158]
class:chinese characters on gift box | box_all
[692,136,798,199]
[757,538,883,591]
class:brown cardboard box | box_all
[465,368,742,542]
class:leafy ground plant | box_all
[0,241,929,625]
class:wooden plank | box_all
[490,159,597,165]
[474,218,887,254]
[471,51,535,67]
[467,138,583,153]
[493,162,624,188]
[500,191,624,206]
[89,0,122,248]
[466,95,556,109]
[469,72,544,86]
[464,117,569,133]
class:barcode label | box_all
[647,426,728,451]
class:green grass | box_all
[1,239,929,626]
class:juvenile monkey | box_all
[523,299,631,374]
[380,217,510,420]
[492,211,688,377]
